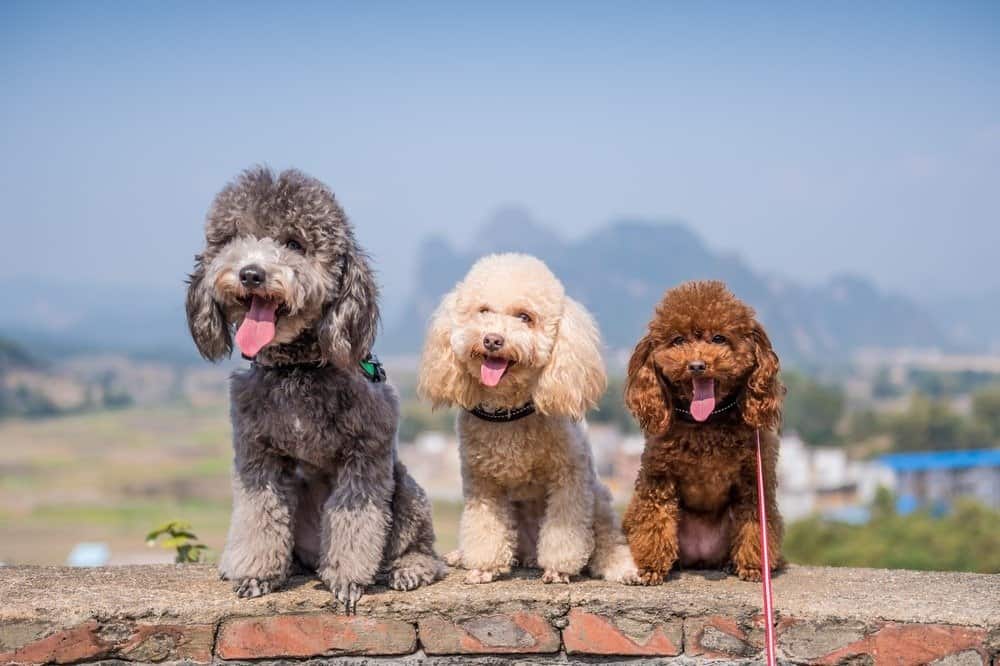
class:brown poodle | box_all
[621,280,784,584]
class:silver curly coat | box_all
[186,167,444,611]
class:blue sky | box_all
[2,1,998,316]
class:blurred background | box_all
[1,2,998,572]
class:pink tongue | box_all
[690,376,716,422]
[480,357,510,387]
[234,296,279,358]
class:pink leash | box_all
[755,428,777,666]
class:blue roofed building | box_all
[879,449,1000,512]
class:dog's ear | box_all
[625,334,671,436]
[534,297,606,420]
[185,254,232,361]
[741,321,783,430]
[416,291,472,408]
[318,249,380,367]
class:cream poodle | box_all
[417,253,639,584]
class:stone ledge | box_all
[0,565,997,665]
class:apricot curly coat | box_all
[417,254,639,585]
[622,280,785,584]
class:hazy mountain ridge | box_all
[383,209,950,363]
[0,277,196,362]
[0,213,977,365]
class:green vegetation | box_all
[849,387,1000,452]
[782,371,845,446]
[592,376,639,433]
[786,489,1000,573]
[907,369,1000,398]
[398,402,455,443]
[0,384,61,418]
[145,520,209,563]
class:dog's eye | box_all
[712,334,727,344]
[670,336,686,347]
[516,312,532,325]
[479,307,491,315]
[285,239,304,252]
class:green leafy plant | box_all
[145,520,208,563]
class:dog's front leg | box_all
[536,469,595,583]
[729,435,784,581]
[219,453,298,598]
[459,476,516,583]
[317,446,393,613]
[622,473,679,585]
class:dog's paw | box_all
[616,569,644,586]
[443,549,464,568]
[541,569,571,584]
[234,577,279,598]
[637,569,666,586]
[388,561,441,592]
[331,581,365,614]
[736,565,764,582]
[464,568,500,584]
[389,568,422,592]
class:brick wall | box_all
[1,565,997,665]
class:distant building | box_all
[879,449,1000,512]
[778,434,894,522]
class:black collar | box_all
[248,353,386,383]
[673,391,742,423]
[469,401,536,423]
[247,356,323,370]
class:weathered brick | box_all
[419,612,559,654]
[685,615,758,659]
[930,649,988,666]
[0,621,106,665]
[780,619,870,662]
[562,609,682,656]
[118,622,214,663]
[216,613,416,659]
[0,620,218,665]
[810,622,988,666]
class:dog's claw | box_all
[333,581,365,614]
[234,577,275,598]
[541,569,571,584]
[637,570,665,586]
[464,568,498,584]
[736,567,763,582]
[389,569,420,591]
[618,570,644,586]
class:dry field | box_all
[0,403,461,565]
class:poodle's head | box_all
[185,166,378,367]
[417,254,606,420]
[625,280,783,436]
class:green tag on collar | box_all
[359,354,386,382]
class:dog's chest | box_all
[459,415,566,490]
[231,368,345,458]
[666,430,751,513]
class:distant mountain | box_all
[925,289,1000,355]
[0,277,198,363]
[0,337,41,371]
[0,213,975,367]
[382,209,951,363]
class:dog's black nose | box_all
[688,360,707,374]
[483,334,505,352]
[239,264,266,288]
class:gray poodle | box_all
[186,166,445,612]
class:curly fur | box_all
[186,166,444,608]
[417,253,639,584]
[621,280,785,584]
